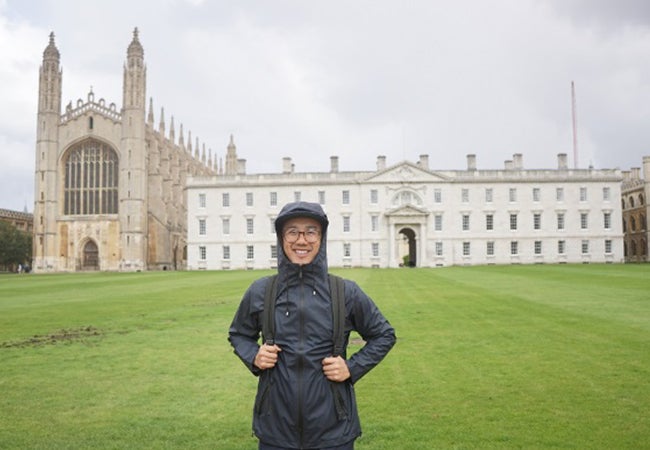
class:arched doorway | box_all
[82,240,99,270]
[398,227,417,267]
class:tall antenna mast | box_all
[571,81,578,169]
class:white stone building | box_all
[186,150,624,270]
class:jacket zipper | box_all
[297,266,305,448]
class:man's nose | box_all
[296,232,309,243]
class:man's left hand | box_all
[322,356,350,382]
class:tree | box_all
[0,221,32,271]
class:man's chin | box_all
[289,252,315,264]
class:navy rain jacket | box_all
[228,201,396,449]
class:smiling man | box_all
[228,201,396,450]
[281,217,322,265]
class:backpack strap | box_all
[329,274,346,357]
[262,274,279,345]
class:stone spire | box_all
[123,27,146,110]
[127,27,144,59]
[43,32,60,62]
[159,107,165,135]
[38,32,62,113]
[169,115,175,143]
[147,97,154,125]
[225,134,238,175]
[179,123,185,149]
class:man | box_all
[228,201,396,449]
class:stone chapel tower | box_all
[120,28,148,270]
[33,33,62,271]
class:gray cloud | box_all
[1,0,649,213]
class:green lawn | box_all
[0,265,648,449]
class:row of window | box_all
[197,215,361,236]
[197,242,377,261]
[457,239,613,257]
[196,239,614,261]
[196,211,615,236]
[201,190,367,208]
[198,186,613,209]
[462,211,613,231]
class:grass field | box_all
[0,264,648,449]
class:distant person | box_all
[229,201,396,449]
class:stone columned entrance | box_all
[385,205,429,268]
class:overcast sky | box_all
[1,0,650,212]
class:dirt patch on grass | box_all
[0,326,103,349]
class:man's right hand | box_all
[254,343,282,370]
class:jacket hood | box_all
[274,201,329,235]
[275,201,329,285]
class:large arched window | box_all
[64,139,119,215]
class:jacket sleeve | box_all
[228,280,265,376]
[345,281,396,383]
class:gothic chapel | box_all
[33,29,227,272]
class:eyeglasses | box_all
[283,228,321,243]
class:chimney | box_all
[467,154,477,171]
[643,156,650,181]
[282,157,293,174]
[622,170,630,181]
[558,153,568,170]
[330,156,339,173]
[418,154,429,170]
[513,153,523,169]
[505,160,514,170]
[631,167,641,179]
[237,158,246,175]
[377,155,386,171]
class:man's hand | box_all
[254,343,282,370]
[322,356,350,382]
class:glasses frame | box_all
[283,228,321,243]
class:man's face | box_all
[282,217,322,265]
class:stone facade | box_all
[621,156,650,262]
[186,152,624,269]
[32,30,217,272]
[0,208,33,234]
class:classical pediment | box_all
[363,161,448,183]
[385,204,430,217]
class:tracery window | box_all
[64,139,118,215]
